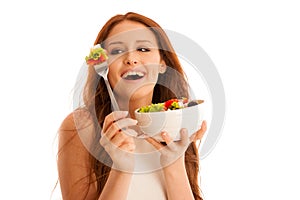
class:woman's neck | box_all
[116,93,153,119]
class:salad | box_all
[137,98,204,113]
[85,44,108,65]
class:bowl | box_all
[134,103,204,141]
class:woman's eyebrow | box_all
[136,40,153,44]
[107,40,154,47]
[107,41,124,47]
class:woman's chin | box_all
[129,84,155,100]
[114,80,155,98]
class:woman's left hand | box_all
[146,120,207,167]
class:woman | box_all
[58,12,207,200]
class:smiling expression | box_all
[104,20,166,100]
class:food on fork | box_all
[85,44,108,66]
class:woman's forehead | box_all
[105,21,158,46]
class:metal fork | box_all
[94,62,120,111]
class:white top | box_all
[127,170,167,200]
[127,139,167,199]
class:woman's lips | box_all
[121,70,146,80]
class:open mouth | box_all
[122,71,145,80]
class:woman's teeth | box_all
[122,71,144,80]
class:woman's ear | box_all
[159,61,167,74]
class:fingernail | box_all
[161,132,167,137]
[122,111,129,116]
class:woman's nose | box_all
[124,52,139,66]
[126,60,138,65]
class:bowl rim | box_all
[134,103,202,115]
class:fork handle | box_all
[103,78,120,111]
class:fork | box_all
[94,62,120,111]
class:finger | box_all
[189,132,196,142]
[110,131,131,147]
[179,128,190,146]
[119,141,136,152]
[114,118,137,130]
[105,118,137,140]
[201,120,207,131]
[123,136,135,144]
[161,132,173,145]
[99,135,117,152]
[123,129,138,137]
[161,132,176,151]
[99,134,108,147]
[193,120,207,142]
[146,136,163,150]
[102,111,128,133]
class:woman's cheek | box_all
[144,64,160,82]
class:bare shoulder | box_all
[59,109,93,131]
[58,108,95,149]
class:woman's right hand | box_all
[99,111,138,172]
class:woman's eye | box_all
[137,47,150,52]
[110,49,124,55]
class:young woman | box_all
[57,12,207,200]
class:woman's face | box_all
[105,20,165,101]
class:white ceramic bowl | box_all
[134,103,204,141]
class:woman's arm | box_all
[146,131,195,199]
[98,169,132,200]
[58,110,136,200]
[163,156,194,200]
[163,122,207,200]
[98,111,138,199]
[57,112,97,200]
[146,121,207,200]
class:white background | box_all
[0,0,299,199]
